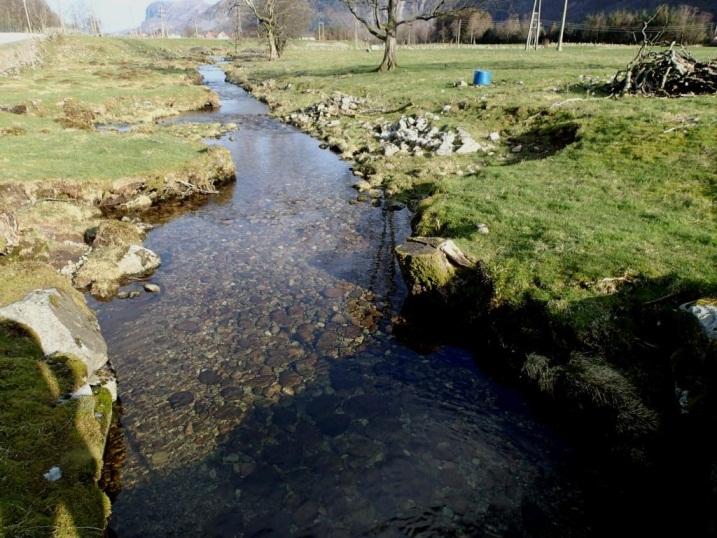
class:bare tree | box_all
[235,0,311,61]
[339,0,492,72]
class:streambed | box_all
[93,65,591,537]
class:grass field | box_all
[0,36,231,185]
[231,43,717,349]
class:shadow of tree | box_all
[0,321,110,538]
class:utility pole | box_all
[22,0,33,33]
[557,0,569,51]
[525,0,542,51]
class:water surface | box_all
[94,65,589,538]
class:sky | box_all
[46,0,222,33]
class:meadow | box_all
[233,42,717,349]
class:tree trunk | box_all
[267,28,279,60]
[378,34,398,72]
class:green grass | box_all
[0,36,231,185]
[0,322,112,538]
[0,113,206,183]
[0,263,113,537]
[231,43,717,349]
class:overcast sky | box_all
[46,0,221,33]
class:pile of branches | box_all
[606,45,717,97]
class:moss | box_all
[0,322,111,537]
[395,242,455,294]
[0,261,88,315]
[90,221,144,249]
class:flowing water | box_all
[93,65,593,537]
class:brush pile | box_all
[607,47,717,97]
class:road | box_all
[0,33,44,47]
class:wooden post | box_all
[557,0,568,51]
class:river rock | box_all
[75,243,161,300]
[375,114,486,158]
[0,288,109,377]
[117,245,161,277]
[144,283,161,293]
[120,194,153,212]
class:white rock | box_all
[383,143,400,157]
[144,283,161,293]
[116,245,161,278]
[489,132,501,142]
[0,289,108,376]
[72,383,93,399]
[476,223,490,235]
[44,466,62,482]
[681,300,717,341]
[121,194,153,212]
[512,144,523,153]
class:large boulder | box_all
[0,288,108,377]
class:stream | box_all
[92,65,593,537]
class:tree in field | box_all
[234,0,312,60]
[466,9,492,43]
[340,0,478,72]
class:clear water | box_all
[93,65,591,538]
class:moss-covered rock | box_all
[0,321,112,537]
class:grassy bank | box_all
[0,36,231,185]
[0,36,235,273]
[0,264,113,538]
[0,37,235,536]
[228,43,717,459]
[229,43,716,352]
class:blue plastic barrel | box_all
[474,70,492,86]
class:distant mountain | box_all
[137,0,715,35]
[140,0,214,35]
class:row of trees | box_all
[234,0,483,70]
[232,1,714,71]
[0,0,59,32]
[435,5,713,45]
